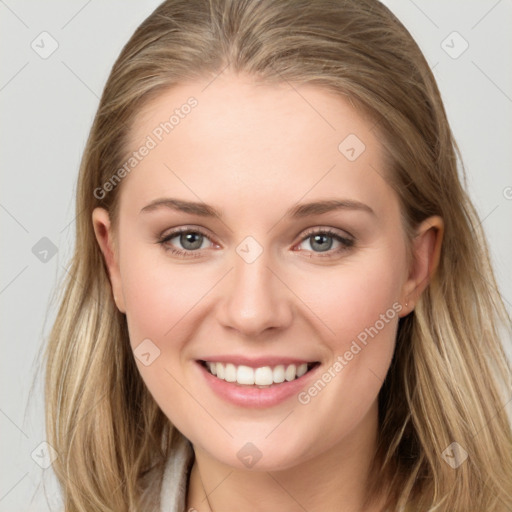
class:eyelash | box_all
[157,227,355,259]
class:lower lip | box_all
[196,361,321,408]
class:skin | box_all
[93,73,443,512]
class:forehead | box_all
[120,73,396,220]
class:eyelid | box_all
[158,225,218,244]
[298,225,354,242]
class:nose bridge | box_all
[217,241,293,336]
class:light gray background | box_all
[1,1,511,510]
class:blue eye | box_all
[297,229,354,256]
[172,231,206,250]
[158,228,214,258]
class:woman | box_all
[44,0,512,510]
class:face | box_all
[94,73,439,472]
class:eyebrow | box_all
[139,198,375,218]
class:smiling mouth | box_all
[199,360,320,388]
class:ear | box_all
[92,207,126,313]
[399,215,444,317]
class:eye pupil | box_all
[181,232,203,250]
[311,234,333,252]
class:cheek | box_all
[286,250,405,447]
[298,248,405,346]
[117,242,213,424]
[291,244,406,421]
[119,244,214,347]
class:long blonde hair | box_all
[43,0,512,510]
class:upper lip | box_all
[198,355,318,368]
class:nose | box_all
[215,249,294,338]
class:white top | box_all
[158,434,195,512]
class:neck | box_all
[186,401,388,512]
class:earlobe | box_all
[400,215,444,316]
[92,207,126,313]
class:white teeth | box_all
[285,364,296,381]
[254,366,273,386]
[237,365,255,385]
[225,363,237,382]
[297,363,308,377]
[273,365,285,383]
[204,361,314,386]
